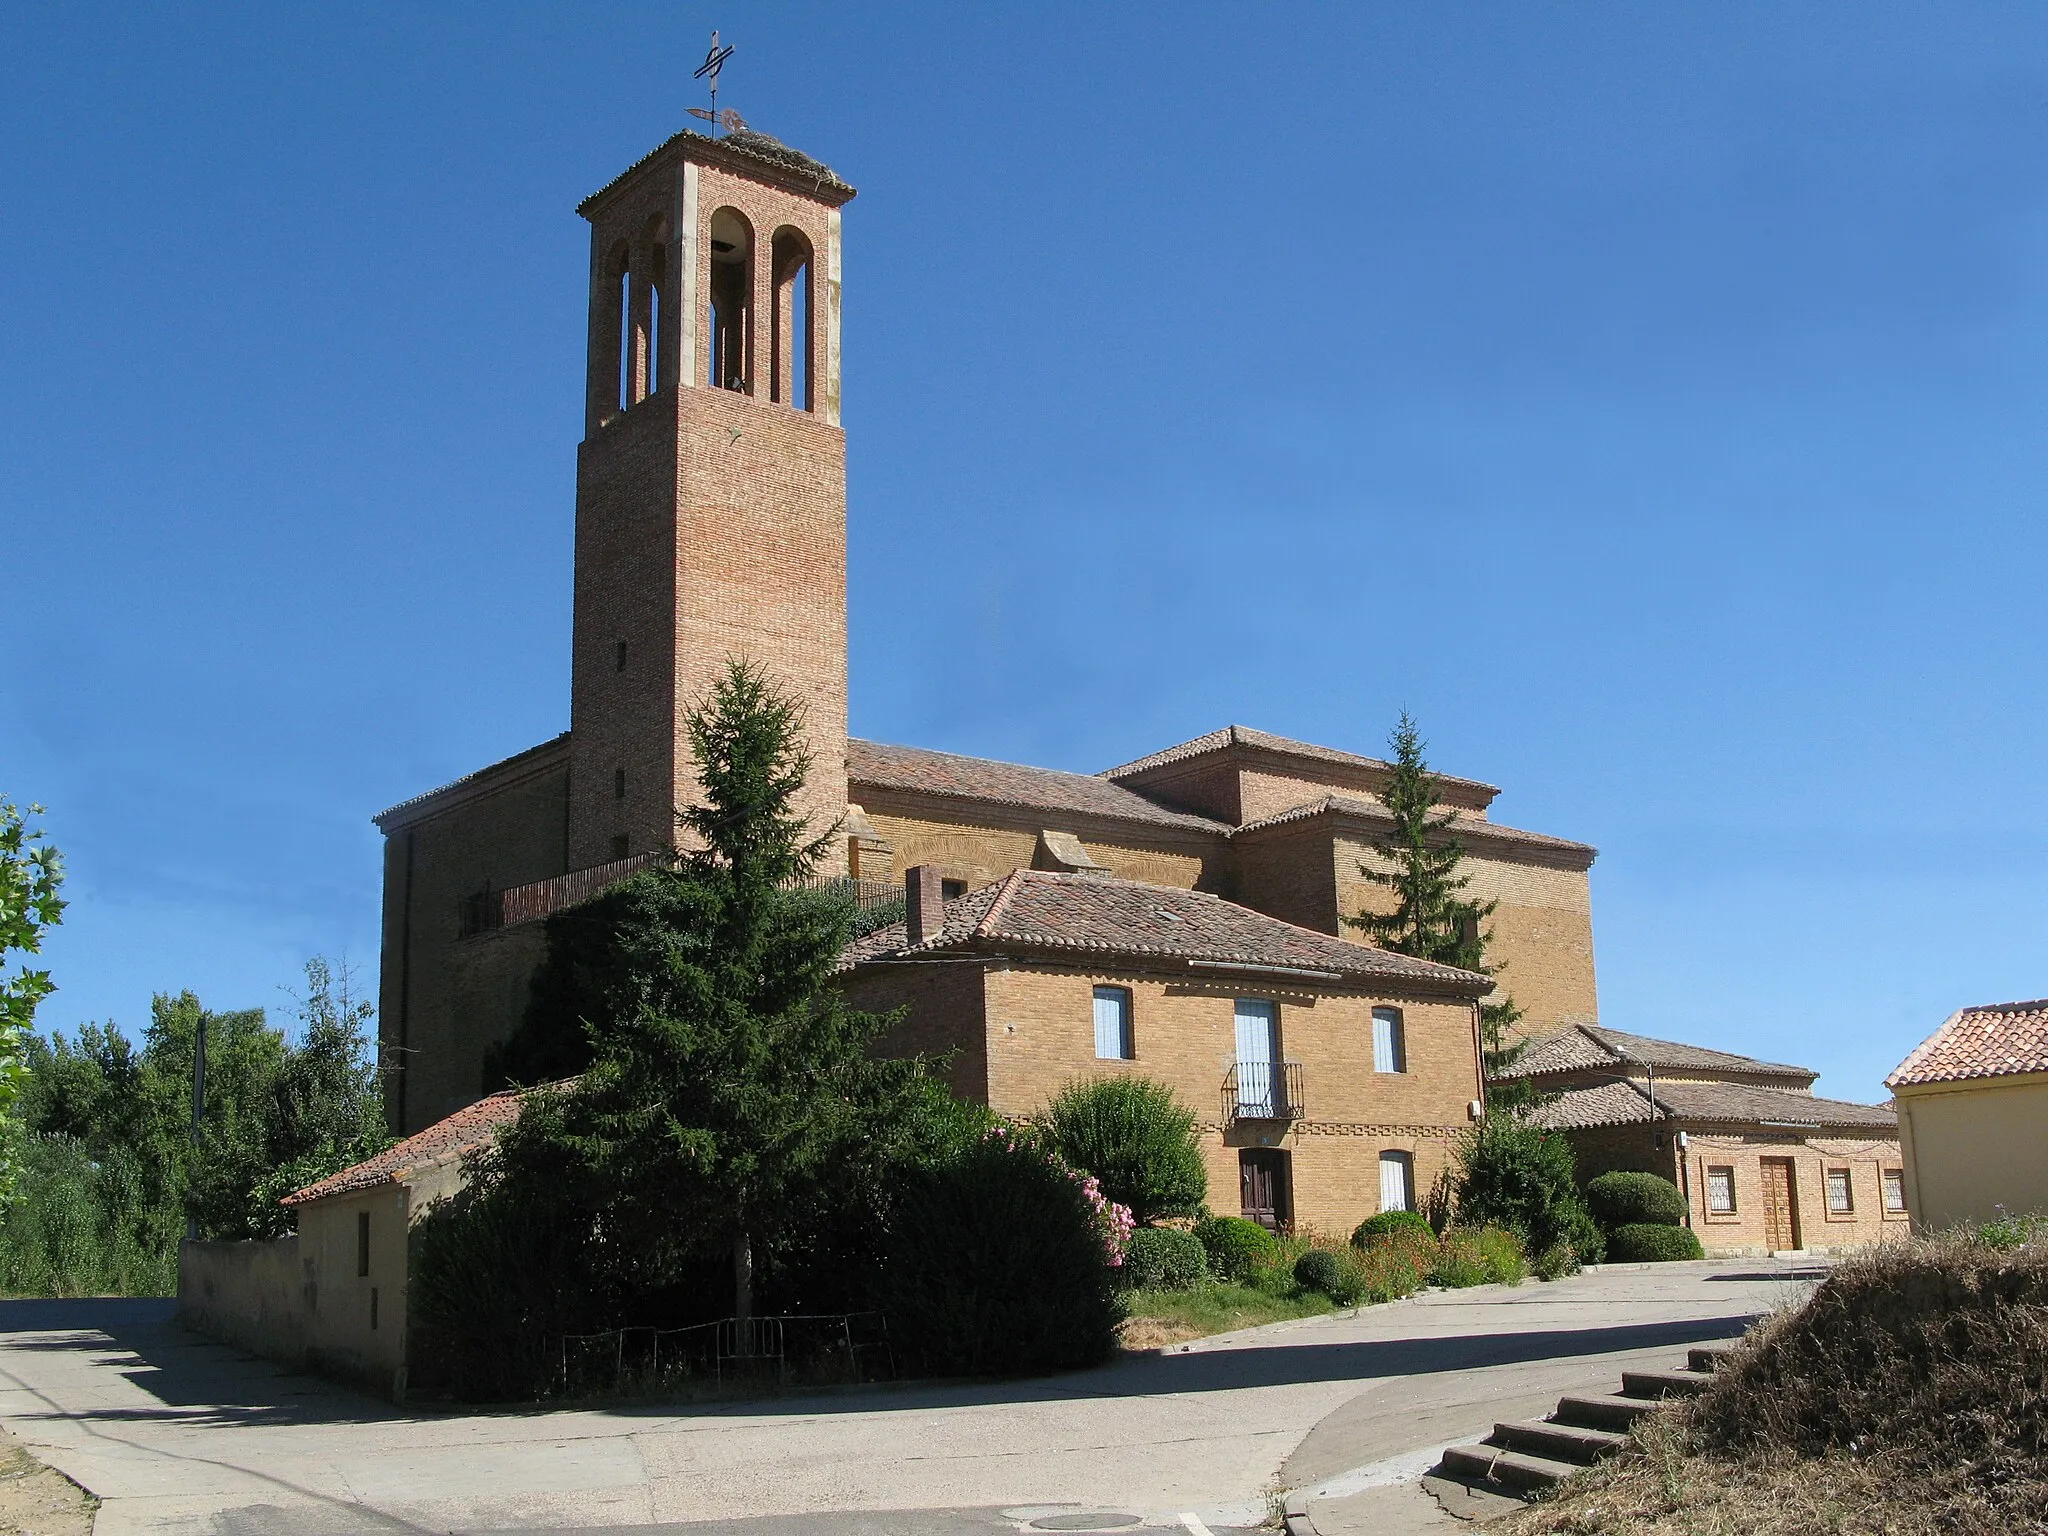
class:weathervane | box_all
[688,31,749,134]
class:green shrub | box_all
[1352,1208,1433,1247]
[1607,1222,1706,1263]
[1431,1229,1490,1288]
[1533,1240,1581,1280]
[1193,1216,1278,1282]
[1974,1212,2046,1250]
[1294,1248,1343,1295]
[1354,1240,1425,1303]
[880,1133,1124,1376]
[1123,1226,1208,1291]
[1472,1225,1526,1285]
[1586,1171,1686,1229]
[1044,1076,1207,1226]
[1452,1113,1605,1263]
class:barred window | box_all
[1706,1166,1736,1215]
[1883,1168,1906,1214]
[1826,1167,1854,1214]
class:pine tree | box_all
[1344,713,1529,1085]
[500,660,952,1320]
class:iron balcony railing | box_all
[1222,1060,1305,1123]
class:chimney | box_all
[905,865,945,945]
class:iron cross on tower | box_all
[688,31,747,134]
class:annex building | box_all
[373,121,1605,1236]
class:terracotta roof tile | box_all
[1098,726,1498,801]
[1496,1024,1814,1083]
[842,869,1492,994]
[1237,794,1597,864]
[1888,999,2048,1088]
[847,739,1231,834]
[281,1090,525,1207]
[1532,1078,1895,1132]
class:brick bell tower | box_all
[567,128,854,872]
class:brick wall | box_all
[377,747,571,1134]
[569,153,848,874]
[1336,833,1597,1039]
[854,799,1222,894]
[839,961,989,1102]
[977,965,1481,1237]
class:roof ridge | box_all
[974,868,1030,938]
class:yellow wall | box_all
[1897,1073,2048,1231]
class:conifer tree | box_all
[500,659,951,1320]
[1344,713,1529,1085]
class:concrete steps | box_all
[1432,1347,1728,1498]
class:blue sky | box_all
[5,5,2045,1101]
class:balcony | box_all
[1221,1061,1305,1124]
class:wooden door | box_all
[1761,1158,1800,1252]
[1240,1149,1292,1233]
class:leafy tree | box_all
[1044,1075,1206,1225]
[495,659,957,1319]
[1343,713,1530,1090]
[0,799,65,1199]
[1450,1112,1601,1262]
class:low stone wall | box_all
[177,1236,314,1370]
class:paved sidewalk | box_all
[0,1260,1818,1534]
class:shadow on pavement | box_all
[0,1296,1756,1433]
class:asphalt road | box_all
[0,1260,1820,1535]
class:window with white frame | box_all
[1372,1007,1406,1074]
[1706,1166,1736,1214]
[1093,986,1133,1060]
[1826,1167,1854,1214]
[1378,1150,1414,1213]
[1882,1168,1906,1213]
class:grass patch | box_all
[1119,1281,1334,1348]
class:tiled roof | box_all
[1888,999,2048,1088]
[1532,1078,1896,1132]
[1496,1024,1814,1083]
[842,868,1492,994]
[578,128,855,216]
[847,739,1232,834]
[1237,794,1597,864]
[373,733,571,828]
[281,1091,525,1207]
[1101,726,1499,802]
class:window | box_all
[370,1286,379,1331]
[1378,1150,1414,1213]
[1826,1167,1854,1214]
[770,227,814,410]
[1706,1166,1736,1215]
[1093,986,1133,1060]
[614,766,626,800]
[1234,998,1280,1117]
[941,878,968,901]
[1883,1168,1906,1214]
[1372,1007,1406,1074]
[610,834,630,861]
[615,640,627,672]
[356,1211,370,1277]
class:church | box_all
[371,121,1605,1235]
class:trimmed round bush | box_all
[1294,1248,1343,1295]
[1353,1209,1433,1247]
[880,1134,1124,1376]
[1045,1076,1207,1226]
[1122,1226,1208,1291]
[1193,1215,1278,1282]
[1586,1171,1687,1230]
[1607,1222,1706,1263]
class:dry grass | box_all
[0,1423,95,1536]
[1497,1231,2048,1536]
